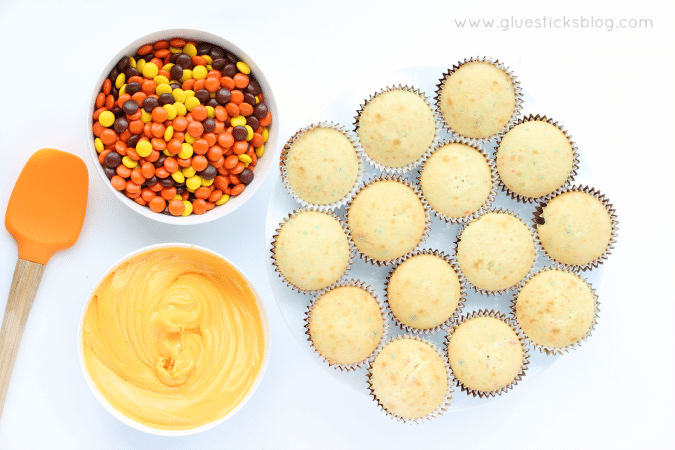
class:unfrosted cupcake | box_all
[456,210,537,294]
[368,336,451,421]
[305,280,387,369]
[355,86,438,172]
[272,209,352,293]
[281,122,362,209]
[535,186,617,270]
[495,115,578,202]
[436,58,522,140]
[347,176,429,265]
[419,138,497,222]
[385,250,465,333]
[513,268,598,354]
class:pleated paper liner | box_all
[383,249,467,335]
[509,266,600,356]
[434,57,523,143]
[417,136,499,224]
[367,335,453,423]
[454,208,541,296]
[270,207,355,295]
[279,121,364,211]
[532,185,619,272]
[353,84,441,174]
[493,114,580,204]
[304,279,390,371]
[345,174,432,267]
[445,309,530,399]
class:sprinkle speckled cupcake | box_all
[512,268,599,355]
[446,310,529,398]
[355,85,438,173]
[455,209,537,295]
[495,115,579,202]
[534,186,618,271]
[271,208,353,294]
[346,176,430,265]
[385,250,466,333]
[305,280,388,370]
[419,138,498,223]
[435,57,522,141]
[281,122,363,209]
[368,336,452,422]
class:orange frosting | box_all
[81,247,266,431]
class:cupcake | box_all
[355,86,438,172]
[495,115,578,202]
[281,122,363,209]
[346,176,430,265]
[368,336,451,422]
[305,280,388,369]
[446,310,528,397]
[512,268,598,355]
[455,210,537,294]
[272,208,352,293]
[435,57,522,141]
[419,138,497,223]
[385,250,465,333]
[534,186,618,270]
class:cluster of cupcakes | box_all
[270,57,618,422]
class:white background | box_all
[0,1,672,449]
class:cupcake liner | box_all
[454,208,541,296]
[383,249,467,334]
[279,121,365,211]
[417,136,499,224]
[445,309,530,399]
[532,185,619,271]
[304,279,390,371]
[493,114,580,204]
[345,174,432,267]
[353,85,441,174]
[434,57,523,143]
[270,207,355,295]
[509,266,600,356]
[367,334,454,423]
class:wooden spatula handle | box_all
[0,259,45,422]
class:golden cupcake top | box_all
[496,119,575,199]
[515,269,596,350]
[357,88,436,169]
[420,141,494,220]
[307,285,384,366]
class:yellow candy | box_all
[162,63,174,71]
[164,104,177,120]
[230,115,246,127]
[141,110,152,123]
[129,57,136,68]
[179,143,194,159]
[200,177,214,187]
[173,102,187,116]
[262,128,269,142]
[136,140,153,158]
[185,96,200,111]
[185,133,196,144]
[164,125,174,142]
[181,201,193,216]
[163,149,171,156]
[136,59,146,74]
[154,75,170,85]
[186,175,202,191]
[173,194,182,201]
[171,171,186,184]
[156,84,172,95]
[184,89,195,98]
[94,137,104,153]
[98,111,115,128]
[236,61,250,75]
[206,105,215,118]
[182,166,197,178]
[169,47,182,54]
[122,156,138,169]
[119,84,127,95]
[244,125,254,141]
[202,55,213,64]
[238,154,252,166]
[255,145,265,158]
[172,88,186,103]
[215,195,230,206]
[142,62,159,79]
[115,73,125,89]
[183,43,197,57]
[180,69,193,82]
[192,65,207,80]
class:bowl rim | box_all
[77,242,271,436]
[87,28,279,225]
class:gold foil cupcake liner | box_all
[509,266,600,356]
[532,185,619,271]
[345,174,432,267]
[434,57,524,142]
[383,249,467,334]
[493,114,580,204]
[454,208,542,296]
[270,206,355,295]
[353,85,441,174]
[279,121,365,211]
[445,309,530,399]
[417,137,499,224]
[367,334,454,423]
[303,279,390,371]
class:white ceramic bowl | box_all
[78,243,270,435]
[87,29,279,224]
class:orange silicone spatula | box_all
[0,148,88,422]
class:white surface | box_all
[0,1,672,449]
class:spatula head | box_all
[5,149,88,265]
